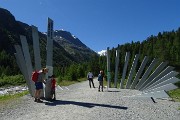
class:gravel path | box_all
[0,78,180,120]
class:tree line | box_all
[58,27,180,85]
[1,27,180,87]
[103,27,180,86]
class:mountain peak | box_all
[54,30,87,48]
[54,29,97,61]
[97,50,107,56]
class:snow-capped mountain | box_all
[97,50,107,56]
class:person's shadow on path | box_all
[44,100,128,110]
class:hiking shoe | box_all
[34,98,38,102]
[37,99,43,103]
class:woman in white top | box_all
[87,71,95,88]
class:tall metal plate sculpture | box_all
[14,45,32,96]
[32,25,43,97]
[114,46,120,88]
[120,52,130,89]
[45,18,54,99]
[107,47,111,89]
[107,48,179,100]
[32,25,42,71]
[20,35,34,96]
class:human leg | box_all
[101,81,103,92]
[92,79,95,88]
[34,83,39,102]
[98,81,101,91]
[53,90,56,100]
[89,80,91,88]
[35,82,43,102]
[99,81,103,91]
[36,90,43,102]
[37,90,41,99]
[51,88,56,100]
[34,90,38,102]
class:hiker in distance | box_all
[34,68,48,103]
[98,70,104,92]
[87,71,95,88]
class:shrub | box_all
[57,75,63,85]
[0,74,25,87]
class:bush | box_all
[66,64,78,81]
[175,81,180,88]
[67,72,77,81]
[0,74,25,87]
[57,75,63,85]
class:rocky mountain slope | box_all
[0,7,97,74]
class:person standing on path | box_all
[87,71,95,88]
[50,74,56,100]
[98,70,104,92]
[34,68,48,103]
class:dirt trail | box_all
[0,79,180,120]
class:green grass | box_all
[103,80,110,87]
[0,90,29,103]
[168,89,180,102]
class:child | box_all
[51,75,56,100]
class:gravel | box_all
[0,86,28,95]
[0,79,180,120]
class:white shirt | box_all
[87,72,93,78]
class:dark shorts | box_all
[35,82,43,90]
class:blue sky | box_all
[0,0,180,52]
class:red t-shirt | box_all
[51,78,56,89]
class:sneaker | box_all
[37,99,43,103]
[34,98,38,102]
[98,90,100,92]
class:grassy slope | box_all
[168,89,180,102]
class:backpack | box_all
[98,74,102,81]
[31,71,39,82]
